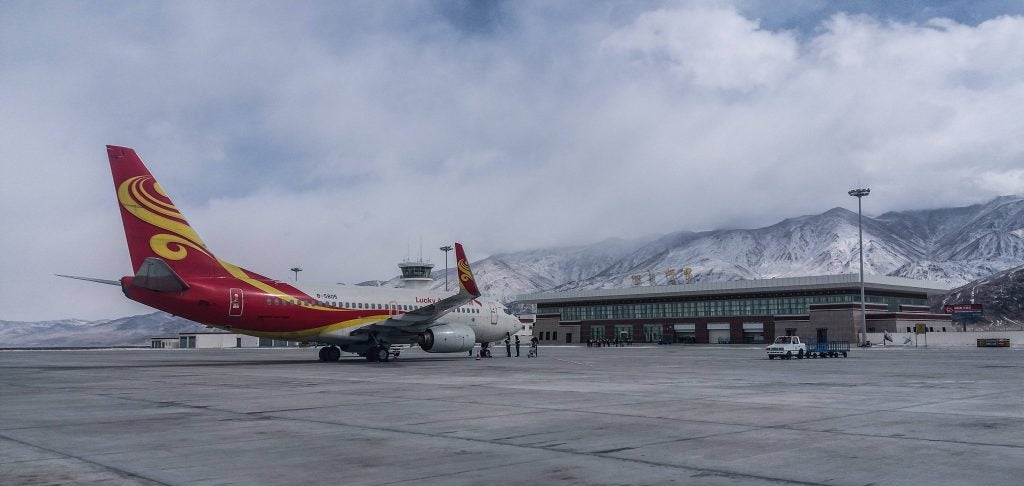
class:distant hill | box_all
[934,264,1024,330]
[0,312,208,347]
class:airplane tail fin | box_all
[454,242,481,297]
[108,145,230,278]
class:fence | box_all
[864,331,1024,347]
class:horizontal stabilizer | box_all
[56,274,120,286]
[132,257,189,292]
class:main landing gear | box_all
[319,334,398,363]
[363,345,392,362]
[318,346,341,362]
[363,332,394,362]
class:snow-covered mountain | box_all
[10,196,1024,347]
[411,196,1024,304]
[934,263,1024,330]
[380,237,654,300]
[0,313,208,347]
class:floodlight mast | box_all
[848,188,870,346]
[440,245,453,291]
[290,267,303,282]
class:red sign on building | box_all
[943,304,983,314]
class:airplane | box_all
[60,145,522,362]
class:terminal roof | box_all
[516,274,951,304]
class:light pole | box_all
[848,188,870,346]
[440,245,453,291]
[290,267,303,282]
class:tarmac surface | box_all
[1,344,1022,485]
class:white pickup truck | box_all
[766,336,806,360]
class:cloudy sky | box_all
[3,1,1024,321]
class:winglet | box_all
[454,242,481,297]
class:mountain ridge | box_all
[8,196,1024,346]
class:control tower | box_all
[398,259,434,290]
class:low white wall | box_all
[193,333,261,348]
[865,331,1024,347]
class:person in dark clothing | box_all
[505,333,512,357]
[514,335,521,357]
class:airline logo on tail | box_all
[455,243,480,297]
[118,175,212,263]
[109,145,230,278]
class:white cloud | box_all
[2,2,1024,320]
[601,7,799,90]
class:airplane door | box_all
[388,301,399,316]
[489,303,498,325]
[229,288,244,317]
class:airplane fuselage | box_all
[123,276,520,346]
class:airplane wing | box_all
[368,242,482,329]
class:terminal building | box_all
[517,274,952,345]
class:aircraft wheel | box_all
[377,347,390,362]
[365,347,378,362]
[318,347,328,361]
[326,346,341,362]
[768,355,775,360]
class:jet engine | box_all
[418,323,475,353]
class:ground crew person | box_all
[514,335,520,357]
[505,333,512,357]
